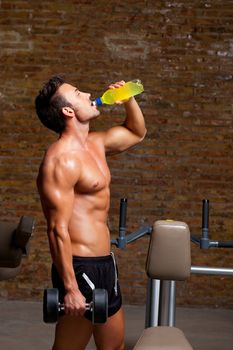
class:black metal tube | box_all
[202,199,209,238]
[217,241,233,248]
[119,198,127,237]
[126,226,153,244]
[191,235,200,245]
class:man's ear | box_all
[62,106,75,118]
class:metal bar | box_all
[200,199,210,249]
[168,281,176,327]
[111,226,152,248]
[217,241,233,248]
[116,198,128,248]
[110,238,117,246]
[119,198,127,237]
[145,279,160,328]
[202,199,209,233]
[191,266,233,276]
[126,226,153,244]
[191,235,200,245]
[158,280,173,326]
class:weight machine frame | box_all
[112,198,233,328]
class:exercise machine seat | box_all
[146,220,191,280]
[0,266,21,281]
[0,216,35,280]
[133,326,193,350]
[0,222,23,268]
[133,220,193,349]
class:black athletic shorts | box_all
[51,253,122,321]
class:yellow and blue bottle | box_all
[93,79,144,106]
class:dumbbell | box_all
[43,288,108,324]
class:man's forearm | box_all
[123,97,147,140]
[49,227,79,293]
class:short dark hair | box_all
[35,75,71,134]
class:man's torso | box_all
[37,132,112,256]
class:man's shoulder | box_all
[38,156,80,193]
[88,131,107,151]
[46,153,80,172]
[88,130,106,142]
[39,145,81,180]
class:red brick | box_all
[0,0,233,309]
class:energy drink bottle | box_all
[93,79,144,106]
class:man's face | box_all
[58,83,100,122]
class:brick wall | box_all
[0,0,233,308]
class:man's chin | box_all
[93,109,101,118]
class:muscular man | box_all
[35,76,146,350]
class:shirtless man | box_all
[35,76,146,350]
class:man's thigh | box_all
[52,315,93,350]
[93,307,125,350]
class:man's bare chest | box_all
[75,148,111,194]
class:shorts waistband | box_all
[72,254,112,264]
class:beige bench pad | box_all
[133,326,193,350]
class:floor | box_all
[0,301,233,350]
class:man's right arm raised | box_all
[37,155,86,316]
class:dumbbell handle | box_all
[58,301,93,312]
[43,288,108,324]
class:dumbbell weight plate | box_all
[92,288,108,324]
[43,288,59,323]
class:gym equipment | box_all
[134,220,193,349]
[0,216,35,281]
[112,198,233,349]
[111,198,153,249]
[192,199,233,249]
[43,287,108,324]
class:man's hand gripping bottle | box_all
[92,79,144,106]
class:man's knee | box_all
[94,329,124,350]
[96,342,124,350]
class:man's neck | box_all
[60,120,90,149]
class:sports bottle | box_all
[92,79,144,106]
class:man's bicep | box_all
[41,179,75,228]
[41,158,79,225]
[103,126,141,154]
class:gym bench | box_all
[133,220,193,349]
[113,198,233,349]
[0,216,35,281]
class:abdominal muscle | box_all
[68,189,111,257]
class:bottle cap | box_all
[131,79,142,84]
[95,97,103,106]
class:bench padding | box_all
[133,326,193,349]
[0,216,35,268]
[146,220,191,281]
[0,266,21,281]
[0,222,22,268]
